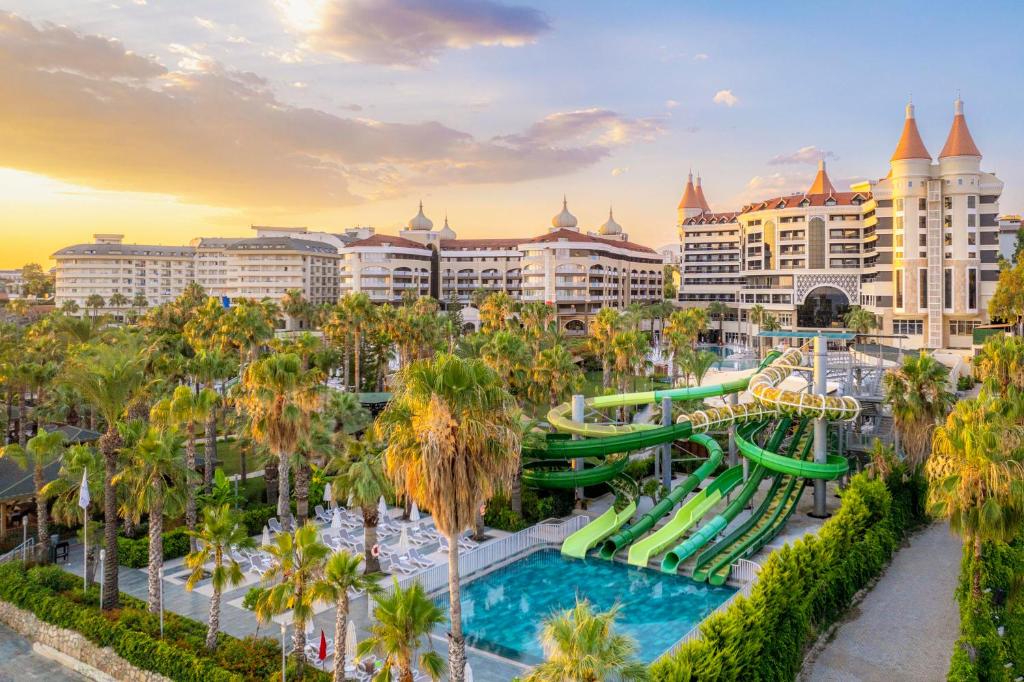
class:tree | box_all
[330,436,390,574]
[707,301,729,345]
[341,292,376,392]
[480,330,531,401]
[21,263,53,299]
[748,304,766,355]
[357,580,446,682]
[309,551,381,682]
[63,342,148,609]
[85,294,105,317]
[611,330,650,396]
[108,292,129,319]
[151,384,218,550]
[989,258,1024,335]
[927,388,1024,597]
[114,425,189,613]
[131,292,148,316]
[882,353,955,467]
[379,354,521,681]
[191,349,237,491]
[236,352,321,532]
[1,428,65,562]
[479,291,515,334]
[518,301,556,354]
[256,522,331,659]
[843,305,879,336]
[680,349,719,387]
[662,264,679,301]
[530,344,583,408]
[525,599,647,682]
[185,504,254,650]
[973,333,1024,392]
[60,300,80,315]
[589,308,621,390]
[282,289,311,330]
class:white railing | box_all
[0,537,35,565]
[380,516,589,599]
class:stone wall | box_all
[0,599,172,682]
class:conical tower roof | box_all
[891,102,931,161]
[695,174,711,212]
[939,97,981,159]
[807,159,837,195]
[551,196,578,229]
[677,172,702,210]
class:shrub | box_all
[650,471,927,681]
[241,586,266,611]
[117,528,192,568]
[957,374,976,391]
[239,505,277,537]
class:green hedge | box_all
[118,528,191,568]
[650,471,927,681]
[947,537,1024,681]
[0,562,327,682]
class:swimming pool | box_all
[701,345,760,371]
[434,549,736,665]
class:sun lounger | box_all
[314,505,333,524]
[268,518,283,535]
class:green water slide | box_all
[560,500,638,559]
[660,419,791,574]
[626,462,743,568]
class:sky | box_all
[1,0,1023,268]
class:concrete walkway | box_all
[803,522,962,682]
[0,623,86,681]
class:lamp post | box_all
[21,516,27,562]
[158,566,165,638]
[98,549,106,607]
[280,622,287,682]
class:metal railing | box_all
[380,516,589,600]
[0,537,35,565]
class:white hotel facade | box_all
[52,200,663,331]
[675,98,1008,350]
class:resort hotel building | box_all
[51,200,664,332]
[676,98,1008,351]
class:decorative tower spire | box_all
[807,158,837,195]
[677,172,702,210]
[694,173,711,212]
[939,96,981,159]
[890,101,931,161]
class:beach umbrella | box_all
[347,493,354,508]
[261,525,270,548]
[377,496,387,518]
[397,526,410,554]
[465,662,474,682]
[318,630,328,669]
[323,482,333,507]
[332,508,342,531]
[410,502,420,522]
[345,620,358,663]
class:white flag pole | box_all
[78,467,90,592]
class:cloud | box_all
[712,89,738,107]
[275,0,550,66]
[768,145,836,165]
[0,13,661,209]
[194,16,217,31]
[665,99,680,109]
[611,167,629,177]
[693,53,709,61]
[728,172,813,205]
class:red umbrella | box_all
[318,630,328,664]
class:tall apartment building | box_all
[676,98,1004,350]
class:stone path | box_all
[0,622,86,682]
[803,522,962,682]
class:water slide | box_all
[560,500,637,559]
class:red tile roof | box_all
[440,238,525,250]
[528,229,658,254]
[740,191,870,214]
[891,103,931,161]
[678,173,701,210]
[683,212,740,225]
[807,161,837,195]
[347,234,429,250]
[939,103,981,158]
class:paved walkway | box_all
[803,522,962,682]
[0,623,86,681]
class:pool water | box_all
[701,345,760,371]
[434,549,736,665]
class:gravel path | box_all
[803,522,962,682]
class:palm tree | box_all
[114,425,189,613]
[330,436,390,574]
[192,349,237,491]
[131,292,148,319]
[842,305,878,335]
[748,304,766,355]
[530,344,583,408]
[236,352,322,531]
[525,599,647,682]
[611,330,650,396]
[60,300,80,315]
[1,428,65,561]
[588,308,620,390]
[682,349,719,387]
[63,342,148,609]
[282,289,311,331]
[185,504,254,650]
[85,294,105,317]
[480,330,531,401]
[357,580,446,682]
[151,384,218,549]
[882,352,955,467]
[927,388,1024,597]
[341,292,376,392]
[518,301,556,354]
[707,301,729,345]
[108,292,129,320]
[479,291,515,334]
[39,443,104,584]
[379,354,521,682]
[973,333,1024,392]
[309,551,381,682]
[256,521,332,658]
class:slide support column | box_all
[812,333,829,517]
[572,394,585,507]
[661,397,673,490]
[727,392,738,468]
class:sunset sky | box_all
[2,1,1023,269]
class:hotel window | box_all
[892,319,923,335]
[968,232,976,246]
[895,269,904,310]
[919,198,926,210]
[894,216,904,230]
[967,268,978,310]
[919,234,927,247]
[944,268,953,310]
[944,197,953,210]
[968,195,977,209]
[944,232,952,247]
[919,269,928,310]
[895,199,904,212]
[948,320,980,336]
[968,214,976,227]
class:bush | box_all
[957,375,976,391]
[239,505,277,537]
[117,528,192,568]
[649,471,927,681]
[241,586,266,611]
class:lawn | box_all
[182,438,267,477]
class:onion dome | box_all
[407,201,433,230]
[551,196,578,229]
[807,159,837,195]
[695,174,711,212]
[438,214,456,240]
[939,97,981,159]
[677,172,702,210]
[598,207,622,235]
[891,102,931,161]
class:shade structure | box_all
[261,525,270,548]
[323,482,332,504]
[345,620,357,661]
[397,526,410,554]
[377,496,387,518]
[465,662,474,682]
[410,502,420,522]
[332,508,342,531]
[347,493,354,508]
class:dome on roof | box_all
[407,201,433,230]
[551,196,578,229]
[438,215,456,240]
[598,207,622,235]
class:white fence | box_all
[662,559,762,651]
[380,516,589,600]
